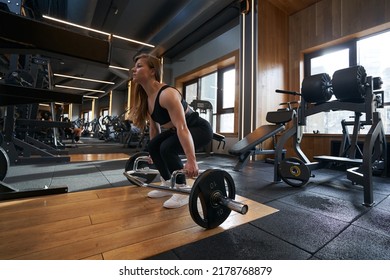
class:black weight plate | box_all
[332,65,367,102]
[0,147,10,181]
[124,151,158,184]
[373,77,383,90]
[125,170,159,186]
[189,169,235,229]
[124,151,154,171]
[301,73,333,104]
[278,157,310,187]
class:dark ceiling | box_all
[1,0,320,99]
[18,0,242,97]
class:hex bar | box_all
[123,171,190,194]
[123,170,248,215]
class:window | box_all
[220,68,235,133]
[82,111,91,123]
[184,81,197,105]
[304,31,390,134]
[183,66,236,134]
[358,31,390,133]
[101,108,109,117]
[200,72,217,131]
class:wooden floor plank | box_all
[0,199,169,258]
[90,199,188,225]
[0,191,99,214]
[94,185,150,200]
[1,197,276,260]
[70,153,129,162]
[0,191,148,230]
[12,215,199,260]
[0,216,91,240]
[0,193,186,259]
[82,254,104,260]
[103,200,278,259]
[1,200,193,259]
[0,216,93,259]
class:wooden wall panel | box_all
[341,0,389,35]
[297,135,390,160]
[289,0,390,91]
[267,0,320,15]
[285,0,390,159]
[257,0,289,126]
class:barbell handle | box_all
[123,171,191,194]
[133,156,151,171]
[171,169,206,188]
[275,89,301,96]
[215,194,248,215]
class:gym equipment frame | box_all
[274,66,387,206]
[190,100,226,152]
[0,7,110,199]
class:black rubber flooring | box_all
[2,139,390,260]
[150,155,390,260]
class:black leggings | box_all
[148,113,213,183]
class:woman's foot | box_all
[163,193,188,208]
[147,176,172,198]
[147,190,172,198]
[163,183,191,208]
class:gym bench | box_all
[229,108,295,171]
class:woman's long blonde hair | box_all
[129,53,162,130]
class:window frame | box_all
[217,65,235,115]
[304,40,357,77]
[177,51,238,136]
[183,78,199,106]
[303,32,390,135]
[183,66,235,134]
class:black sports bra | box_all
[150,85,188,125]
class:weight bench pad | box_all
[266,110,294,124]
[213,133,225,142]
[229,124,285,156]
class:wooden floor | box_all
[0,153,278,260]
[69,153,130,162]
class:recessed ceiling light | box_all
[43,15,155,48]
[53,73,115,84]
[55,85,105,93]
[83,95,99,99]
[109,65,129,71]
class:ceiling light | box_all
[109,65,129,71]
[43,15,110,36]
[53,73,115,84]
[112,34,155,48]
[43,15,154,48]
[83,95,99,99]
[55,85,105,93]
